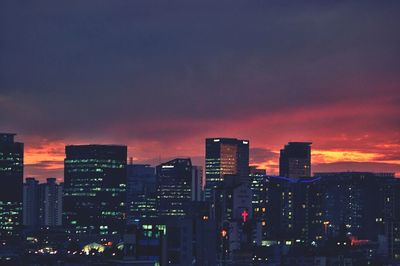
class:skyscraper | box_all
[23,178,40,229]
[126,164,157,223]
[205,138,249,200]
[279,142,312,178]
[156,158,193,216]
[0,133,23,240]
[23,177,63,228]
[63,145,127,236]
[192,166,203,201]
[43,178,63,226]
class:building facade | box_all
[63,145,127,236]
[279,142,312,178]
[126,164,157,223]
[0,133,23,241]
[205,138,249,200]
[156,158,193,217]
[23,178,63,228]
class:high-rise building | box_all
[43,178,63,226]
[23,178,40,228]
[192,166,203,202]
[205,138,249,200]
[316,172,399,241]
[0,133,23,240]
[23,177,63,228]
[249,167,268,219]
[266,175,322,243]
[279,142,312,178]
[156,158,193,217]
[126,164,157,223]
[63,145,127,236]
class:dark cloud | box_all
[1,1,399,139]
[0,1,399,178]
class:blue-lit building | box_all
[0,133,23,241]
[63,145,127,237]
[205,138,249,201]
[126,164,157,223]
[156,158,194,217]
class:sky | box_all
[0,1,399,182]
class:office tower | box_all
[249,167,267,219]
[266,175,322,243]
[0,133,23,240]
[380,176,400,260]
[156,158,193,216]
[23,178,63,228]
[205,138,249,200]
[126,164,157,223]
[279,142,312,178]
[192,166,203,201]
[316,172,399,241]
[63,145,127,236]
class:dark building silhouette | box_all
[0,133,23,240]
[205,138,249,200]
[279,142,312,178]
[316,172,400,242]
[156,158,195,217]
[266,175,322,243]
[136,217,216,266]
[63,145,127,236]
[23,178,40,229]
[23,178,63,229]
[121,224,167,265]
[126,164,157,223]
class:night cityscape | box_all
[1,1,400,266]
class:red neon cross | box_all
[241,209,249,222]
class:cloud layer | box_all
[0,1,399,180]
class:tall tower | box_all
[63,144,127,236]
[156,158,193,216]
[126,164,157,223]
[0,133,23,241]
[23,178,40,229]
[43,178,63,226]
[279,142,312,178]
[205,138,249,200]
[23,177,63,228]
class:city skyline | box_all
[13,133,400,182]
[1,1,399,180]
[1,1,400,264]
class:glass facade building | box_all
[156,158,193,217]
[0,133,23,241]
[63,145,127,236]
[279,142,312,178]
[126,164,157,223]
[205,138,249,200]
